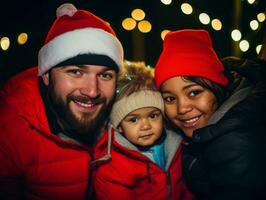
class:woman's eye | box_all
[150,112,161,119]
[189,90,202,97]
[163,96,175,103]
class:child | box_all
[92,61,193,200]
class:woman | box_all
[154,29,266,200]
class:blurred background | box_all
[0,0,265,86]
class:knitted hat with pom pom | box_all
[38,3,123,75]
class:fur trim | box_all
[38,28,123,75]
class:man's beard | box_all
[46,83,113,145]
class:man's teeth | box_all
[184,116,200,123]
[76,101,94,108]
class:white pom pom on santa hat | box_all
[56,3,78,18]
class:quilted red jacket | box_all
[0,67,93,200]
[93,128,193,200]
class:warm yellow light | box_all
[161,30,170,40]
[247,0,255,4]
[199,13,210,25]
[160,0,172,5]
[0,37,10,51]
[181,3,193,15]
[17,33,28,45]
[138,20,152,33]
[122,18,137,31]
[239,40,249,52]
[257,13,265,22]
[231,29,242,41]
[211,19,222,31]
[250,20,259,30]
[256,44,262,55]
[131,9,145,21]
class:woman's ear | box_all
[42,72,49,86]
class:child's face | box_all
[119,107,163,147]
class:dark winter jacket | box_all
[182,59,266,200]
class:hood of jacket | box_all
[0,67,51,135]
[191,76,255,143]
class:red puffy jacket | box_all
[0,68,93,200]
[93,128,193,200]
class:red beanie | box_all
[38,3,123,75]
[154,29,228,88]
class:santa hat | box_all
[154,29,229,88]
[38,3,124,76]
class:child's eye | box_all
[150,112,161,119]
[128,117,138,123]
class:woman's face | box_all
[161,76,218,138]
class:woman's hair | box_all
[115,60,157,101]
[183,76,230,107]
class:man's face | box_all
[43,65,117,137]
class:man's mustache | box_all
[68,95,105,105]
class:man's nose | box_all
[80,76,100,99]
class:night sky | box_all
[0,0,265,85]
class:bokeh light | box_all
[17,33,28,45]
[199,13,210,25]
[231,29,242,41]
[161,30,170,40]
[181,3,193,15]
[239,40,249,52]
[131,9,145,21]
[211,19,222,31]
[0,37,10,51]
[122,18,137,31]
[138,20,152,33]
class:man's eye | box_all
[67,69,82,75]
[99,73,113,80]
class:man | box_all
[0,3,123,200]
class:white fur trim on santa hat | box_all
[38,28,124,76]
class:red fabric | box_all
[0,67,92,200]
[45,6,115,44]
[154,29,229,88]
[93,130,193,200]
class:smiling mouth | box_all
[72,100,100,113]
[179,115,201,127]
[74,100,95,108]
